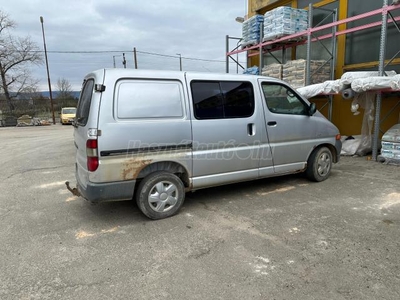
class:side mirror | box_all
[309,103,317,116]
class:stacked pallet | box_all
[282,59,331,89]
[381,124,400,161]
[261,64,283,80]
[263,7,308,42]
[241,15,264,48]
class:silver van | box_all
[69,69,341,219]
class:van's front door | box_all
[258,80,318,174]
[187,77,265,188]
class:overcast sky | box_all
[1,0,247,91]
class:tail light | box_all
[86,139,99,172]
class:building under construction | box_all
[227,0,400,159]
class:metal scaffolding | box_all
[226,0,400,161]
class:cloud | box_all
[1,0,246,90]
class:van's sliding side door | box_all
[186,74,263,188]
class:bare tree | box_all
[56,77,73,99]
[56,77,76,109]
[0,10,43,114]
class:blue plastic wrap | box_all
[243,66,259,75]
[241,15,264,47]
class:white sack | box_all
[296,79,344,99]
[341,71,397,85]
[351,76,395,93]
[389,74,400,90]
[296,83,325,99]
[322,79,345,94]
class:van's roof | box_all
[85,68,281,82]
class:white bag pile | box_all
[381,124,400,161]
[241,15,264,47]
[261,63,283,80]
[282,59,331,89]
[263,7,308,42]
[297,70,399,99]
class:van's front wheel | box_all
[136,171,185,220]
[306,147,333,182]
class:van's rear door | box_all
[74,70,104,189]
[94,70,192,184]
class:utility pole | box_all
[176,53,182,71]
[40,16,56,125]
[133,47,138,69]
[122,53,127,68]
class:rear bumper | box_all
[77,176,136,203]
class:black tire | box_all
[306,147,333,182]
[136,171,185,220]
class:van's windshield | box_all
[62,108,76,114]
[75,79,94,126]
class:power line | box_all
[27,49,244,63]
[48,50,132,54]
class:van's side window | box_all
[116,80,184,119]
[262,83,308,115]
[191,81,254,119]
[191,82,223,119]
[76,79,94,126]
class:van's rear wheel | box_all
[306,147,332,182]
[136,171,185,220]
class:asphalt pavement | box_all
[0,125,399,300]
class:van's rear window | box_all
[191,80,254,119]
[76,79,94,126]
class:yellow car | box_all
[60,107,76,125]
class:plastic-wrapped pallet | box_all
[263,6,308,42]
[261,63,283,79]
[241,15,264,48]
[243,66,259,75]
[282,59,331,89]
[381,124,400,162]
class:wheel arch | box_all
[136,161,190,188]
[308,143,338,163]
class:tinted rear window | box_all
[191,80,254,119]
[76,79,94,126]
[191,81,224,119]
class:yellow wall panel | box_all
[250,0,281,13]
[245,0,400,137]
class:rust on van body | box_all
[121,158,152,180]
